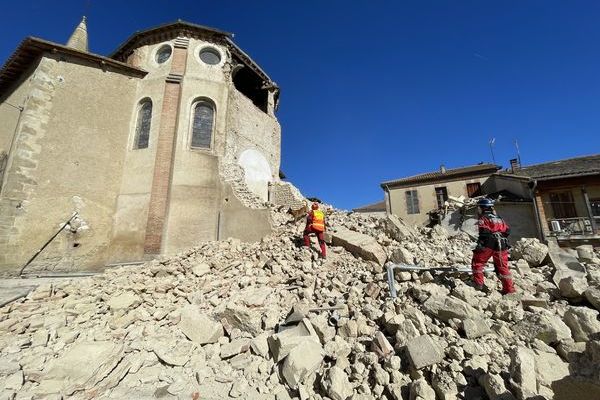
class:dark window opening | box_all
[467,182,482,198]
[591,199,600,217]
[191,101,214,149]
[134,99,152,149]
[549,191,577,218]
[232,66,268,113]
[406,190,420,214]
[435,187,448,209]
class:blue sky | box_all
[2,1,599,209]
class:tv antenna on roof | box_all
[489,137,496,165]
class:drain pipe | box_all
[528,180,544,241]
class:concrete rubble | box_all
[0,206,599,399]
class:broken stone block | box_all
[462,317,491,339]
[38,341,125,395]
[364,282,381,298]
[268,319,320,362]
[480,373,516,400]
[281,340,324,389]
[516,310,572,344]
[557,339,586,362]
[220,304,262,336]
[422,295,480,322]
[331,227,387,265]
[191,262,211,277]
[509,347,537,400]
[511,238,548,267]
[520,296,549,309]
[250,333,270,358]
[550,248,588,299]
[585,286,600,311]
[390,247,414,265]
[406,335,443,370]
[515,259,532,276]
[178,306,223,345]
[371,331,394,359]
[5,370,24,391]
[533,351,569,391]
[321,366,353,400]
[576,245,595,263]
[409,378,436,400]
[382,214,416,241]
[107,292,141,311]
[220,338,251,359]
[563,306,600,342]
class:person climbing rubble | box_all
[471,197,516,295]
[303,202,327,259]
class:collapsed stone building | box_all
[1,206,600,399]
[0,18,301,273]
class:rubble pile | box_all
[1,207,600,400]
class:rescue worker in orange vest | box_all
[471,198,516,295]
[304,202,327,258]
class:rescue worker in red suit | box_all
[471,198,516,295]
[304,202,326,259]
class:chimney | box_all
[440,165,446,174]
[510,158,520,173]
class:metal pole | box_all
[19,212,79,277]
[489,138,496,165]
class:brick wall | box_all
[143,45,188,254]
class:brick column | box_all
[535,193,549,238]
[143,40,188,255]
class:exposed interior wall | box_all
[0,55,138,272]
[224,89,281,201]
[494,202,538,242]
[490,175,532,199]
[388,176,490,226]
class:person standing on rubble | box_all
[471,198,516,295]
[304,202,327,259]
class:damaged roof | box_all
[109,20,277,86]
[509,154,600,181]
[353,200,386,213]
[0,37,147,95]
[381,163,501,188]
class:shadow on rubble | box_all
[551,333,600,400]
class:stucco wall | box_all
[0,55,138,272]
[494,203,538,242]
[388,176,490,225]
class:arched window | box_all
[134,99,152,149]
[191,100,215,149]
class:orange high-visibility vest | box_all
[311,210,325,232]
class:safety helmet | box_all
[477,198,494,208]
[311,202,319,210]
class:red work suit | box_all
[303,210,326,258]
[471,211,515,294]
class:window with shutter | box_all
[134,99,152,149]
[405,190,420,214]
[191,101,214,149]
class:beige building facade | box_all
[0,19,284,273]
[381,164,501,225]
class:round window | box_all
[199,47,221,65]
[155,45,172,64]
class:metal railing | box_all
[547,216,600,237]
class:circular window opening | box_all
[199,47,221,65]
[155,45,172,64]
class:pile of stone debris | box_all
[1,206,600,400]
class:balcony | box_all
[547,216,600,239]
